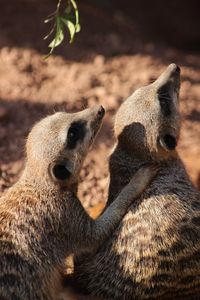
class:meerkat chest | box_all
[108,152,140,205]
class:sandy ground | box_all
[0,48,199,207]
[0,1,200,298]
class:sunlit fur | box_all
[0,105,157,300]
[74,64,200,299]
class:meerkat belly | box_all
[74,184,200,300]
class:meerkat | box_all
[73,64,200,299]
[0,105,158,300]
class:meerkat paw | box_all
[129,164,159,193]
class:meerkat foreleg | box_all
[72,164,158,255]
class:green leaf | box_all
[44,0,80,57]
[43,23,56,40]
[44,11,57,22]
[70,0,80,32]
[65,1,71,14]
[48,30,64,48]
[48,17,64,48]
[61,18,76,43]
[75,23,81,33]
[44,16,54,23]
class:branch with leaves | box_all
[44,0,80,58]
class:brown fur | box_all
[73,64,200,299]
[0,105,157,300]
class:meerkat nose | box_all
[168,63,180,76]
[97,105,105,118]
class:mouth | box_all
[90,105,105,135]
[96,105,105,119]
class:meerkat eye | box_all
[157,82,172,117]
[67,121,86,149]
[67,126,79,149]
[68,127,79,139]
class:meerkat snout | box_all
[25,105,105,188]
[96,105,105,118]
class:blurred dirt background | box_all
[0,0,200,214]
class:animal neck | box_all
[13,170,75,265]
[107,141,180,205]
[115,139,178,164]
[112,142,153,166]
[20,164,78,194]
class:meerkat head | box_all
[25,105,105,188]
[114,63,181,161]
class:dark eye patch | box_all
[157,82,172,117]
[67,120,86,149]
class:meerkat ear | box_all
[52,164,71,181]
[155,64,180,116]
[159,134,177,151]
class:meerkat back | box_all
[73,64,200,299]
